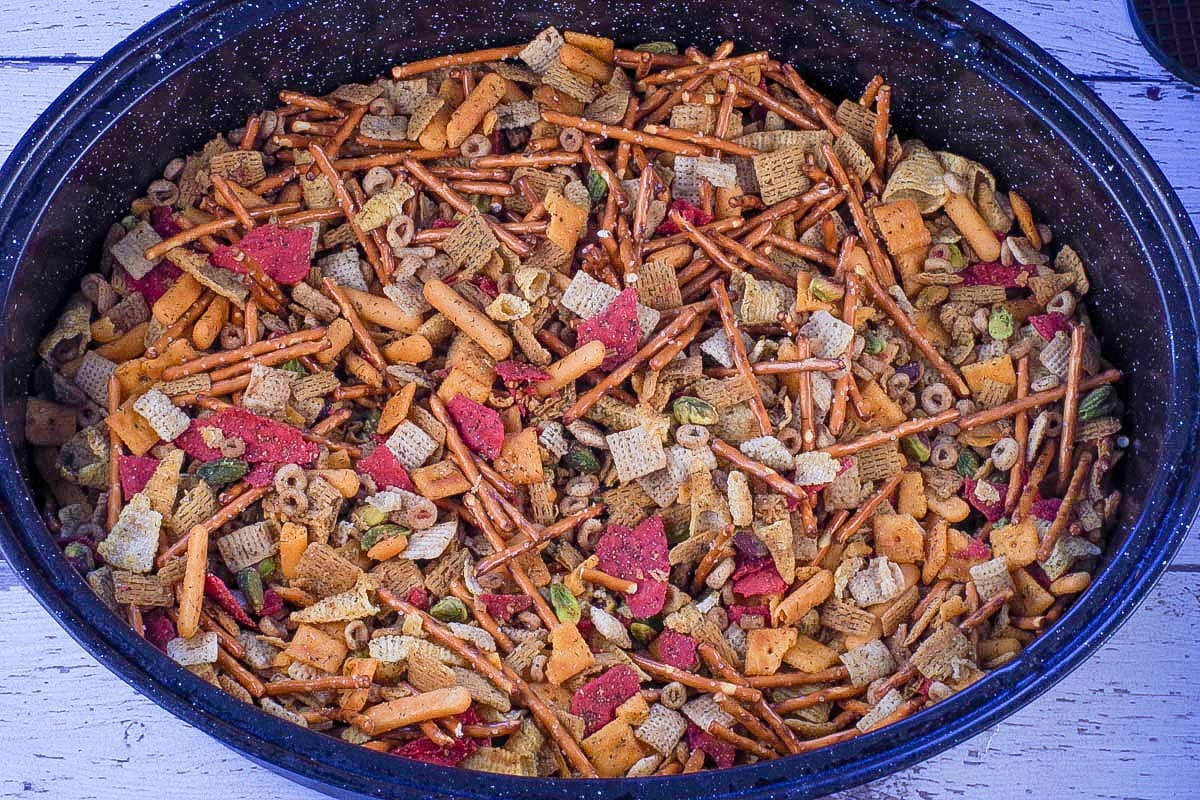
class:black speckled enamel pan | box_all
[1,1,1198,797]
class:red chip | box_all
[474,275,499,299]
[1031,497,1063,522]
[727,605,771,626]
[177,409,318,466]
[480,593,533,621]
[649,629,698,670]
[731,555,788,597]
[143,610,177,653]
[118,455,160,500]
[686,722,736,769]
[963,477,1005,522]
[655,199,713,236]
[391,735,479,767]
[495,360,551,384]
[203,573,256,627]
[210,224,313,285]
[259,589,284,618]
[570,665,641,735]
[357,442,416,491]
[446,394,505,459]
[960,262,1025,287]
[149,206,183,238]
[1029,312,1071,341]
[406,586,430,610]
[953,536,992,561]
[244,461,278,487]
[595,515,669,618]
[577,288,642,371]
[123,261,181,305]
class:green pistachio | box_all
[956,448,982,477]
[864,334,886,355]
[549,584,581,624]
[988,307,1015,341]
[196,457,248,488]
[1078,385,1117,421]
[945,243,965,268]
[630,622,656,644]
[586,168,608,205]
[257,557,277,581]
[809,275,845,303]
[361,523,406,551]
[563,445,601,474]
[633,41,679,54]
[430,596,468,623]
[901,435,931,463]
[355,505,389,529]
[279,359,307,377]
[237,567,265,614]
[672,396,719,426]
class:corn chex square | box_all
[605,425,667,483]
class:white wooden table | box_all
[1,1,1198,797]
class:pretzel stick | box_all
[264,675,372,696]
[727,74,820,131]
[708,230,795,284]
[217,645,266,698]
[772,683,865,714]
[856,267,970,397]
[163,328,326,380]
[321,278,392,376]
[358,687,472,735]
[1057,324,1086,493]
[628,653,762,703]
[746,666,851,689]
[462,493,557,629]
[759,233,840,270]
[475,503,605,576]
[208,339,329,382]
[708,723,777,759]
[539,110,705,157]
[641,52,770,85]
[450,579,513,653]
[648,311,707,371]
[401,157,531,257]
[307,144,385,278]
[796,337,816,450]
[1036,450,1095,562]
[698,642,802,754]
[278,90,343,116]
[710,438,807,503]
[175,485,271,636]
[105,375,122,530]
[823,408,960,458]
[1015,444,1056,524]
[691,525,735,591]
[822,143,896,286]
[711,280,771,435]
[146,290,215,357]
[563,299,715,424]
[872,85,891,176]
[1005,355,1031,514]
[326,103,368,159]
[715,696,785,754]
[829,269,860,436]
[143,202,302,260]
[376,588,598,777]
[391,45,524,78]
[958,369,1121,431]
[640,123,759,157]
[834,470,906,543]
[208,174,256,231]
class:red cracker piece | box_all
[213,408,319,465]
[650,628,698,671]
[149,206,183,238]
[259,589,284,618]
[1028,312,1071,342]
[726,605,771,626]
[357,442,416,491]
[475,275,499,299]
[446,394,505,459]
[963,477,1005,522]
[495,360,552,384]
[960,262,1025,288]
[595,516,669,618]
[174,420,224,462]
[655,199,713,235]
[203,573,256,627]
[480,593,533,621]
[123,261,182,305]
[953,536,992,561]
[576,287,642,371]
[406,586,430,610]
[570,665,641,735]
[731,556,788,598]
[1031,497,1062,522]
[211,224,313,285]
[119,455,160,500]
[392,735,480,767]
[686,722,736,769]
[431,218,458,229]
[143,610,177,653]
[244,461,278,487]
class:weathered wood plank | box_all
[0,0,1175,79]
[1,561,1196,799]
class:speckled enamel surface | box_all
[0,1,1197,799]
